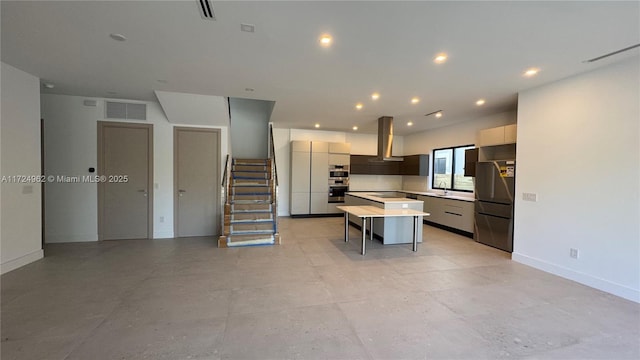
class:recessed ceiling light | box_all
[355,103,363,110]
[411,97,420,104]
[407,121,413,126]
[352,126,358,131]
[476,99,485,106]
[524,67,540,77]
[319,34,332,47]
[42,82,54,89]
[109,33,127,42]
[433,53,448,64]
[371,92,380,101]
[435,112,443,118]
[315,123,320,128]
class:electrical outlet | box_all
[159,216,165,223]
[570,248,579,259]
[522,192,537,202]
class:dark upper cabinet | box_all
[349,155,373,174]
[400,154,429,176]
[350,154,428,176]
[464,148,479,177]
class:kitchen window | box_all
[432,144,475,192]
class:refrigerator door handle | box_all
[490,161,497,199]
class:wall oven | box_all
[328,180,349,203]
[329,165,349,203]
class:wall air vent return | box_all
[197,0,216,20]
[106,101,147,120]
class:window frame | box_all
[431,144,475,193]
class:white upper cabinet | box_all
[478,124,517,147]
[504,124,517,144]
[311,141,329,153]
[329,142,351,154]
[291,140,311,152]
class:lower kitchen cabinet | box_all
[418,195,474,234]
[310,192,328,213]
[291,192,310,215]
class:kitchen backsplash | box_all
[349,175,403,191]
[402,176,429,192]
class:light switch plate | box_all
[522,192,537,202]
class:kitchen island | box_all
[345,192,424,244]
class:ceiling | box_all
[2,1,638,135]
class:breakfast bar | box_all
[337,205,430,255]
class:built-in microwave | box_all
[329,165,349,179]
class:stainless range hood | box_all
[374,116,404,161]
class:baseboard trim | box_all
[153,231,174,239]
[512,252,639,303]
[1,249,44,274]
[45,233,98,243]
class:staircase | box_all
[218,158,281,247]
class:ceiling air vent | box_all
[106,101,147,120]
[197,0,216,20]
[583,43,640,63]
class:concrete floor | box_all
[1,217,638,359]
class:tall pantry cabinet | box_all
[290,140,350,216]
[290,141,312,215]
[310,142,329,214]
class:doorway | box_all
[174,127,220,237]
[97,121,153,240]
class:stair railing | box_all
[221,154,231,236]
[268,124,279,235]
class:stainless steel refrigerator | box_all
[474,160,515,252]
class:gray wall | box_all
[229,98,274,159]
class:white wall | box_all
[0,62,43,273]
[41,94,229,242]
[514,57,639,302]
[272,128,291,216]
[402,111,516,194]
[155,90,229,126]
[230,98,273,159]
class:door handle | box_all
[138,189,148,197]
[178,189,186,197]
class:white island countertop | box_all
[346,192,424,204]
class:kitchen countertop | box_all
[346,192,424,204]
[348,190,475,203]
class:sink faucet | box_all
[439,181,448,196]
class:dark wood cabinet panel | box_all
[350,154,428,175]
[400,154,429,176]
[349,155,373,174]
[464,148,479,177]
